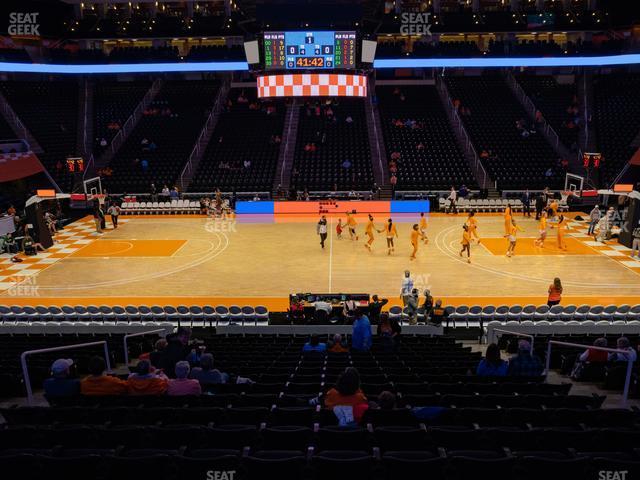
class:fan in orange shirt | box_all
[80,356,128,396]
[410,224,425,260]
[534,210,548,247]
[459,224,472,263]
[504,204,513,235]
[346,212,359,241]
[466,211,480,244]
[505,219,524,257]
[556,214,570,250]
[418,212,429,244]
[384,218,398,255]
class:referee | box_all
[317,215,328,249]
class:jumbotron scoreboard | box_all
[264,31,356,70]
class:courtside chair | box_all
[35,305,50,321]
[600,305,617,322]
[22,306,38,321]
[48,306,65,321]
[189,306,205,327]
[99,305,115,321]
[124,305,140,322]
[228,305,243,325]
[137,305,152,321]
[389,306,403,322]
[74,305,91,321]
[467,305,483,328]
[547,305,564,320]
[573,305,590,322]
[481,305,496,325]
[507,305,523,324]
[559,305,577,321]
[9,305,26,320]
[116,305,132,322]
[242,306,256,326]
[255,306,269,326]
[202,305,217,326]
[534,305,549,322]
[87,305,101,320]
[163,306,179,325]
[28,321,46,334]
[627,304,640,321]
[450,305,469,328]
[61,305,76,321]
[520,305,536,322]
[493,305,509,323]
[0,305,11,320]
[176,305,191,324]
[215,306,230,326]
[150,305,166,321]
[587,305,604,322]
[613,304,630,322]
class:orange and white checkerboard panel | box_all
[257,74,367,98]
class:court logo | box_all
[400,12,432,36]
[7,276,39,297]
[204,217,237,233]
[8,12,40,36]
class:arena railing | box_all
[21,340,111,406]
[543,340,634,407]
[488,328,534,355]
[123,329,167,366]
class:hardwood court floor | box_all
[1,212,640,309]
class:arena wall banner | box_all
[236,200,430,215]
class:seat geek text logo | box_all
[8,12,40,36]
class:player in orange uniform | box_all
[418,212,429,244]
[505,219,524,257]
[466,211,480,244]
[364,214,378,251]
[460,224,472,263]
[384,218,398,255]
[410,224,425,260]
[346,212,358,241]
[556,214,569,250]
[504,204,513,235]
[534,210,548,248]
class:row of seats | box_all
[437,197,543,213]
[4,445,638,480]
[0,305,270,328]
[120,200,200,214]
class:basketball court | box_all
[1,210,640,310]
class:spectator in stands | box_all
[375,391,397,410]
[507,340,543,377]
[422,290,434,320]
[476,343,508,376]
[22,233,45,254]
[99,138,107,148]
[377,312,401,351]
[44,358,80,399]
[342,159,352,169]
[162,327,192,378]
[577,337,609,363]
[289,295,305,324]
[127,360,168,395]
[322,367,368,426]
[351,309,372,352]
[327,334,349,353]
[609,337,638,363]
[167,361,202,396]
[405,288,419,325]
[430,300,448,327]
[149,338,168,369]
[140,159,149,172]
[190,353,229,386]
[170,187,179,200]
[303,334,327,353]
[81,356,127,396]
[547,277,563,306]
[368,294,388,324]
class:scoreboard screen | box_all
[264,31,356,70]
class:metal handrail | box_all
[123,328,167,366]
[21,340,111,406]
[544,340,635,406]
[489,328,534,354]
